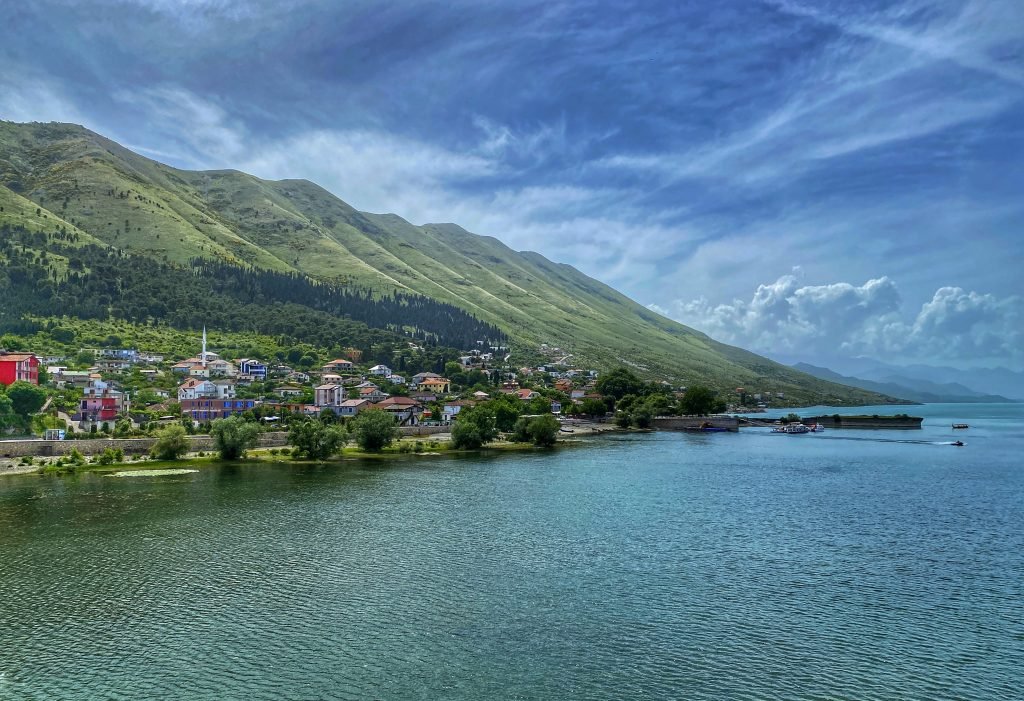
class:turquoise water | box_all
[1,404,1021,699]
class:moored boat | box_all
[771,424,811,434]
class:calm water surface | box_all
[1,404,1022,699]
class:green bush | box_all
[97,447,124,466]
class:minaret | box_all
[202,326,207,369]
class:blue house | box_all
[239,359,268,381]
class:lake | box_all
[1,403,1021,700]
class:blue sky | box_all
[2,0,1022,370]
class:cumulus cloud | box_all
[652,273,1022,365]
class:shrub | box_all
[97,447,122,466]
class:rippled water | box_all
[1,404,1022,700]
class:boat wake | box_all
[801,435,963,446]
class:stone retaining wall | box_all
[651,416,740,432]
[398,425,450,437]
[0,431,289,458]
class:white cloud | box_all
[653,273,1022,365]
[0,71,89,126]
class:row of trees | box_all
[149,409,403,462]
[595,368,727,428]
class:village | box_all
[0,330,790,446]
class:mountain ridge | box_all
[0,119,901,405]
[792,363,1015,404]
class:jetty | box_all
[652,416,740,432]
[802,415,922,429]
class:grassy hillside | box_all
[0,120,899,405]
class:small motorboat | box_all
[809,423,825,432]
[952,423,969,429]
[952,440,965,446]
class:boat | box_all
[952,440,964,446]
[952,423,969,429]
[771,424,810,434]
[809,423,825,432]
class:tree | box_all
[289,419,347,460]
[579,397,607,419]
[451,406,498,449]
[210,415,260,459]
[485,394,522,431]
[6,381,46,419]
[596,367,645,400]
[350,409,398,452]
[0,392,16,431]
[679,386,718,416]
[513,414,560,446]
[632,407,653,428]
[151,424,189,460]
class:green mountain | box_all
[0,120,900,405]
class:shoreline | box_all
[0,420,624,478]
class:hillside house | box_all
[79,378,125,423]
[411,372,441,387]
[373,396,424,425]
[516,389,540,401]
[359,387,389,403]
[418,377,451,394]
[178,378,217,401]
[314,384,345,408]
[206,358,236,377]
[443,400,474,421]
[180,397,256,421]
[100,348,139,362]
[275,384,304,398]
[389,374,406,385]
[369,364,392,378]
[336,398,370,417]
[238,359,268,380]
[322,358,354,373]
[0,352,39,385]
[550,400,562,414]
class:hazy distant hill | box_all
[792,363,1015,404]
[0,120,900,405]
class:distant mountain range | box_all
[791,362,1018,404]
[0,120,901,405]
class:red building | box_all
[0,353,39,385]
